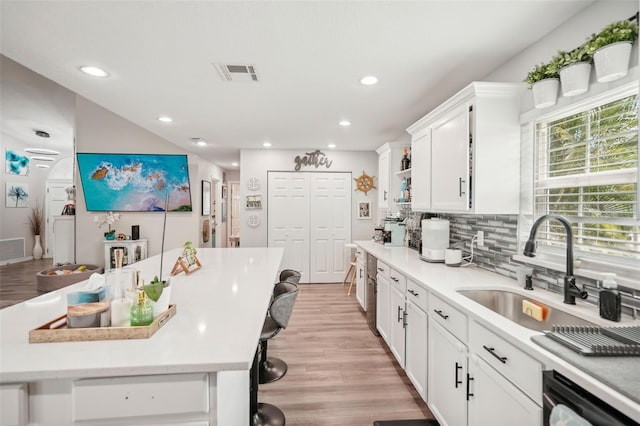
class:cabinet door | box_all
[389,285,406,366]
[356,258,365,310]
[378,149,390,209]
[405,300,428,401]
[410,130,431,211]
[428,320,468,426]
[431,104,470,212]
[376,274,390,342]
[467,354,541,426]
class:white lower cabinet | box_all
[355,253,366,310]
[0,383,27,426]
[405,298,428,401]
[376,274,390,342]
[428,320,468,426]
[467,354,541,426]
[389,284,406,366]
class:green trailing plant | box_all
[585,19,639,55]
[524,62,559,88]
[144,275,165,302]
[552,45,592,71]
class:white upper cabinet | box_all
[376,141,410,212]
[377,146,391,209]
[407,82,523,214]
[410,127,431,211]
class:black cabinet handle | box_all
[455,362,462,388]
[408,289,419,296]
[377,267,384,272]
[403,310,408,328]
[391,276,399,282]
[397,306,403,322]
[384,190,388,201]
[359,268,363,278]
[459,177,466,197]
[434,309,449,320]
[466,374,474,400]
[483,345,507,364]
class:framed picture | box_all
[221,185,228,199]
[202,219,210,243]
[201,180,211,216]
[6,182,29,208]
[357,200,371,220]
[6,149,30,176]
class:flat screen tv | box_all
[76,153,192,212]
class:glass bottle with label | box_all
[401,148,410,171]
[130,287,154,326]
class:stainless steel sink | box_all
[457,289,596,332]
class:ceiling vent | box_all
[214,63,259,82]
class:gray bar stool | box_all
[279,269,301,284]
[251,281,299,426]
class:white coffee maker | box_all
[420,218,450,262]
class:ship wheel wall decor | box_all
[354,171,376,195]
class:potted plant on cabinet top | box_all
[28,202,44,260]
[586,18,638,83]
[553,46,592,97]
[525,62,560,109]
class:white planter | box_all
[151,282,171,317]
[559,62,591,97]
[593,41,633,83]
[531,78,559,109]
[33,235,43,260]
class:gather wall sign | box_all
[293,149,333,171]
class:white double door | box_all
[268,171,351,283]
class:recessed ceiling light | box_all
[24,148,60,155]
[232,162,239,167]
[80,66,109,78]
[360,76,378,85]
[36,164,50,168]
[263,142,272,147]
[328,143,336,149]
[338,120,351,127]
[158,116,173,123]
[30,156,55,162]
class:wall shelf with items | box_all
[245,195,262,209]
[103,239,147,271]
[394,168,412,177]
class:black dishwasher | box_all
[366,253,379,336]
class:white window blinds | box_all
[534,92,639,259]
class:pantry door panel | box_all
[268,172,310,283]
[309,172,351,283]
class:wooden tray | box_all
[29,304,177,343]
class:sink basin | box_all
[457,289,596,332]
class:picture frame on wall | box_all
[201,180,211,216]
[357,200,371,220]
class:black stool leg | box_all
[259,340,288,384]
[251,345,286,426]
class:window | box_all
[533,89,639,260]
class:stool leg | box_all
[259,339,288,384]
[252,345,286,426]
[342,263,354,285]
[347,265,357,296]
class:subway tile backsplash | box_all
[406,212,639,320]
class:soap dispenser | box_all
[599,273,621,322]
[130,285,154,326]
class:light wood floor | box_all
[0,258,52,309]
[1,263,433,425]
[260,283,433,425]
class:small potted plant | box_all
[586,18,638,82]
[524,61,560,109]
[99,211,120,240]
[554,46,592,97]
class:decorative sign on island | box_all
[294,149,333,171]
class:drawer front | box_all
[0,383,28,426]
[389,268,406,294]
[469,320,542,401]
[376,261,390,280]
[73,373,209,421]
[406,279,428,312]
[428,294,467,342]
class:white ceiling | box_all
[0,1,594,169]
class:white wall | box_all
[74,96,224,266]
[240,149,378,247]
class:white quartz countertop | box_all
[356,240,640,421]
[0,247,283,382]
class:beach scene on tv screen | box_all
[77,153,192,212]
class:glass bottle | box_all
[401,148,410,171]
[130,288,153,326]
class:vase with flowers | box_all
[99,212,121,240]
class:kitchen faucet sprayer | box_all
[523,214,588,305]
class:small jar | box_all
[130,289,153,326]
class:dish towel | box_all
[550,404,593,426]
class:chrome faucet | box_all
[523,214,588,305]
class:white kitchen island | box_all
[0,247,283,426]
